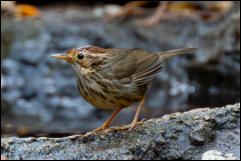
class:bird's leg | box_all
[110,96,146,131]
[84,107,123,136]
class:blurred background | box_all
[1,1,240,137]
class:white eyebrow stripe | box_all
[76,45,92,50]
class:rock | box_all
[1,103,240,160]
[202,150,237,160]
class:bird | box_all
[50,46,197,136]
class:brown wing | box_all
[130,49,164,85]
[111,48,197,85]
[111,48,164,85]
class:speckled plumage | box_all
[65,46,196,110]
[70,47,149,110]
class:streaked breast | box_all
[76,73,141,110]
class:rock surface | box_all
[1,103,240,160]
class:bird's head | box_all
[50,46,112,69]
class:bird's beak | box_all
[50,53,72,63]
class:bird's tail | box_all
[156,48,198,60]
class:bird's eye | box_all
[77,54,84,60]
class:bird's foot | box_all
[84,118,147,136]
[109,118,146,131]
[84,125,108,137]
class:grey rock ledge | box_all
[1,103,240,160]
